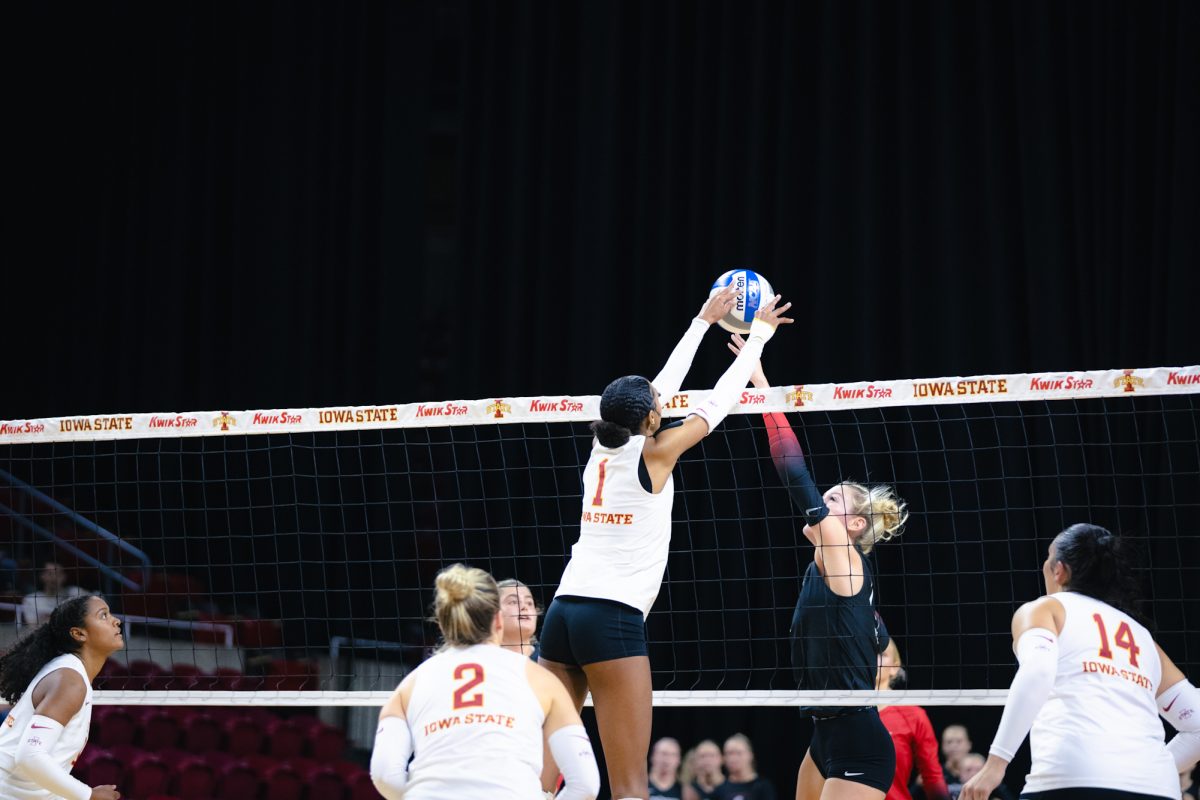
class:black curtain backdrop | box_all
[7,0,1197,419]
[6,1,1199,795]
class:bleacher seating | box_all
[82,658,371,799]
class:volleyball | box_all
[709,269,775,334]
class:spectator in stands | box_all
[713,733,776,800]
[0,548,17,592]
[1182,767,1197,800]
[21,562,85,628]
[876,638,949,800]
[940,724,972,784]
[497,578,540,659]
[948,754,1011,800]
[682,739,725,800]
[649,736,684,799]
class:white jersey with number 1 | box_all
[555,435,675,618]
[401,644,545,800]
[1022,590,1176,797]
[0,654,93,800]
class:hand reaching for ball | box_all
[698,284,739,324]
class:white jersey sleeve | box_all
[555,435,675,618]
[1021,591,1176,796]
[0,654,94,800]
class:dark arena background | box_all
[3,3,1199,799]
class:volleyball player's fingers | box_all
[727,333,747,356]
[756,297,794,326]
[698,284,739,322]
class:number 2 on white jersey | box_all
[452,663,485,709]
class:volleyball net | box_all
[1,365,1197,707]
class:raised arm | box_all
[644,296,792,485]
[651,285,738,402]
[724,333,829,530]
[762,412,830,529]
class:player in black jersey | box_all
[729,336,908,800]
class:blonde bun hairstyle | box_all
[434,563,501,647]
[842,481,908,554]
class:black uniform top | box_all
[791,550,888,715]
[649,779,683,800]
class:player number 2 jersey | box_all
[1023,590,1176,796]
[401,644,545,800]
[555,435,675,618]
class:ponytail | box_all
[590,420,632,448]
[433,564,501,648]
[0,594,95,704]
[843,482,908,554]
[1053,523,1146,622]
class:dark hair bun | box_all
[595,375,655,447]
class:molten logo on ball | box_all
[709,269,775,335]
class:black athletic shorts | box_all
[1022,790,1175,800]
[808,708,895,793]
[538,595,647,666]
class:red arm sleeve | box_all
[762,413,829,526]
[911,708,949,800]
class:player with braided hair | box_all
[539,287,793,800]
[0,594,124,800]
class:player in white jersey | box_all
[370,563,600,800]
[538,289,793,799]
[0,594,125,800]
[963,523,1200,800]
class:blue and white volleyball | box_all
[709,269,775,334]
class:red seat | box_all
[264,762,305,800]
[265,659,319,691]
[201,749,233,771]
[182,710,224,753]
[171,756,217,800]
[225,714,265,757]
[128,659,168,691]
[124,572,209,618]
[217,759,262,798]
[75,747,122,786]
[94,659,130,691]
[210,666,244,691]
[346,769,383,800]
[310,723,346,761]
[300,762,348,800]
[265,717,306,759]
[140,708,182,750]
[166,663,207,690]
[238,618,283,648]
[125,751,171,797]
[91,707,137,748]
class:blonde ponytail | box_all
[843,482,908,554]
[434,564,500,647]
